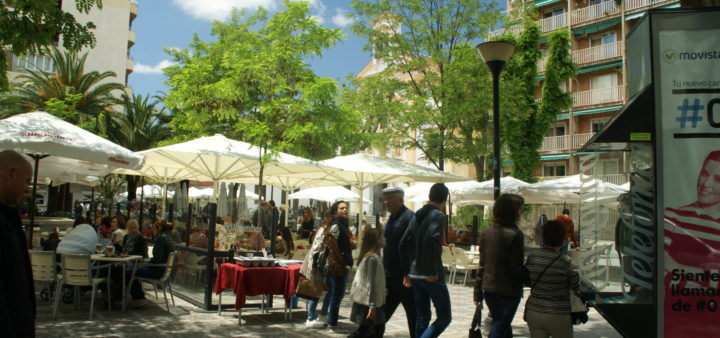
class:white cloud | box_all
[172,0,276,21]
[311,15,325,24]
[134,60,177,75]
[331,8,354,27]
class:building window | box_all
[543,162,567,177]
[12,54,55,73]
[547,123,566,137]
[590,0,611,5]
[543,7,565,18]
[590,118,610,133]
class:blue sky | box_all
[128,0,371,97]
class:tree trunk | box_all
[126,175,139,201]
[438,127,445,171]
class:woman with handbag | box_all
[301,211,334,328]
[323,200,353,331]
[477,193,528,338]
[524,220,580,338]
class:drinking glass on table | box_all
[96,243,103,254]
[106,245,115,256]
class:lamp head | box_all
[475,41,516,63]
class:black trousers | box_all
[383,275,417,337]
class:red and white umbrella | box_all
[0,111,144,245]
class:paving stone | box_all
[36,281,621,337]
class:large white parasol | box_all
[288,186,372,204]
[0,112,143,244]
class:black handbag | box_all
[570,290,589,325]
[468,303,483,338]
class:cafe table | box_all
[91,254,143,311]
[214,262,302,324]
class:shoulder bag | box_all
[523,254,562,322]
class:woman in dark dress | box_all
[300,208,315,239]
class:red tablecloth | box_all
[214,263,301,309]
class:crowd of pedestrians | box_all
[298,184,581,338]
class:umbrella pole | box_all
[90,187,95,220]
[139,176,145,228]
[163,183,168,220]
[27,154,48,248]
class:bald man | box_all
[0,150,36,337]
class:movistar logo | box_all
[664,49,720,63]
[663,49,677,63]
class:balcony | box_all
[126,58,134,74]
[487,25,523,39]
[540,135,569,152]
[572,41,623,65]
[128,30,136,48]
[624,0,674,12]
[130,0,138,21]
[597,174,629,185]
[538,57,548,73]
[573,133,595,149]
[539,14,567,32]
[570,1,620,26]
[573,85,625,108]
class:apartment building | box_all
[5,0,138,87]
[491,0,680,185]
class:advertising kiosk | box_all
[582,7,720,337]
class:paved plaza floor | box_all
[36,281,622,337]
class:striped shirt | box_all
[664,206,720,268]
[525,249,580,315]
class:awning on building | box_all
[576,60,622,74]
[573,19,621,36]
[541,154,570,160]
[573,105,623,116]
[535,0,562,7]
[581,84,654,152]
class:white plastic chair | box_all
[441,246,455,273]
[129,252,177,311]
[450,247,479,285]
[52,254,110,320]
[184,252,205,287]
[30,250,57,301]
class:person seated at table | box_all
[121,219,148,258]
[57,222,99,255]
[247,231,266,251]
[299,208,315,239]
[128,220,176,308]
[459,225,474,243]
[110,215,127,247]
[41,232,61,252]
[276,226,294,258]
[98,216,113,239]
[189,229,208,248]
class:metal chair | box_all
[129,252,177,311]
[52,254,111,320]
[29,250,57,301]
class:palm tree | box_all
[11,47,125,132]
[108,92,172,200]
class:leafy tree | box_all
[11,47,125,132]
[349,0,500,171]
[0,0,102,91]
[107,93,172,201]
[164,0,359,198]
[499,12,576,182]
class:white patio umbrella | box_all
[217,182,228,218]
[237,184,251,221]
[188,187,214,198]
[452,176,531,205]
[0,112,143,241]
[518,174,626,204]
[318,153,469,222]
[288,186,372,204]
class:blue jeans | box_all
[484,292,520,338]
[307,277,332,321]
[411,279,451,338]
[326,272,348,327]
[129,266,163,300]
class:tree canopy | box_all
[347,0,500,173]
[163,0,362,161]
[499,9,576,183]
[0,0,102,91]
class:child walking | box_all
[349,228,386,337]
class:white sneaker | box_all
[305,319,326,328]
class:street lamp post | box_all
[476,41,515,200]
